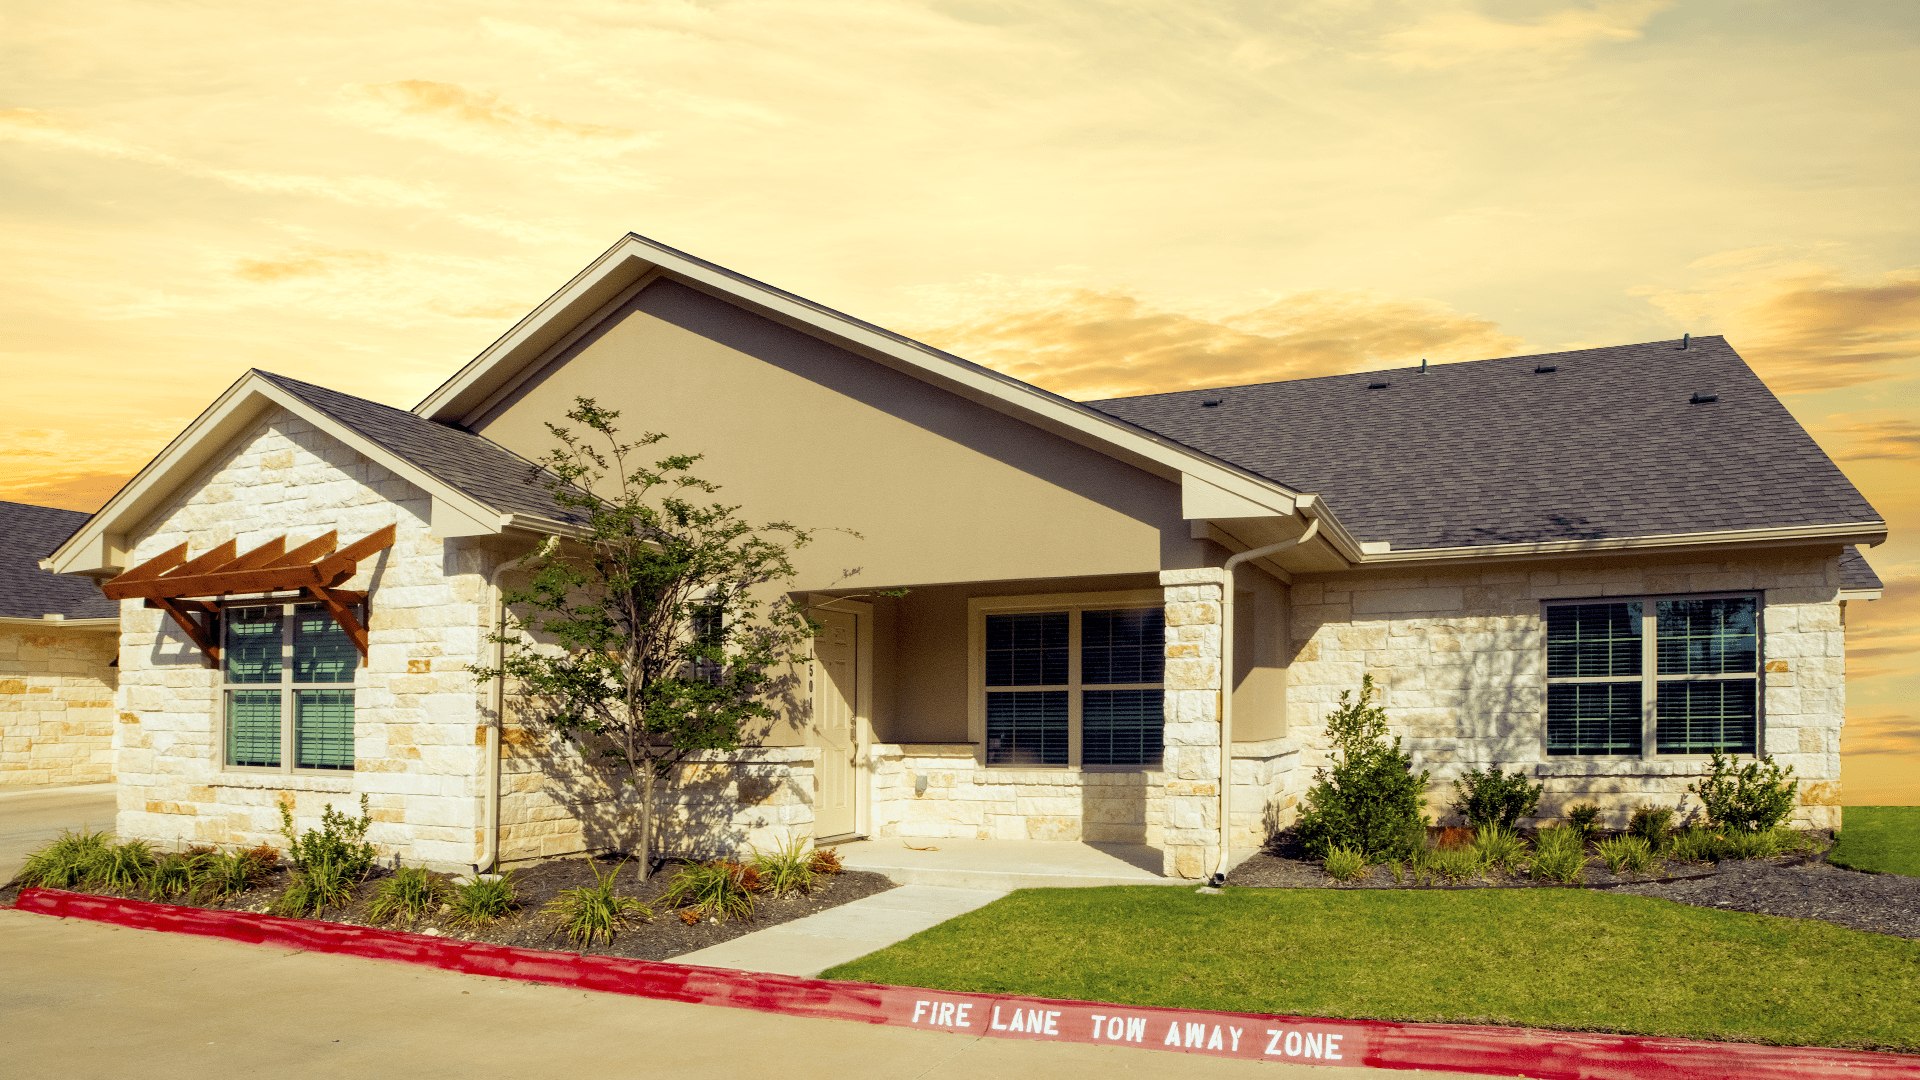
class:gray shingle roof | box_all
[1087,336,1882,552]
[256,371,585,525]
[1840,546,1883,592]
[1,501,118,619]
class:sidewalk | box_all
[673,883,1004,976]
[0,908,1478,1080]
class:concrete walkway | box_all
[836,837,1204,890]
[0,909,1474,1080]
[674,883,1005,976]
[0,782,117,883]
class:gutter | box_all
[1212,517,1319,885]
[474,563,509,874]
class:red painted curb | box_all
[16,887,1918,1079]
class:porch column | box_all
[1159,568,1224,879]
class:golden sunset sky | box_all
[3,1,1914,801]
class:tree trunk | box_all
[637,764,655,879]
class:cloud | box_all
[1843,575,1920,683]
[1370,0,1670,70]
[1830,418,1920,462]
[1638,254,1920,393]
[235,247,390,283]
[0,422,185,513]
[338,81,652,161]
[0,470,134,514]
[900,278,1520,400]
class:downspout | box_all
[1212,517,1319,886]
[474,564,509,874]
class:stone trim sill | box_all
[210,773,353,793]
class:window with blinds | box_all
[1543,595,1759,758]
[223,601,359,772]
[983,605,1164,768]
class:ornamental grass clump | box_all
[1668,825,1727,863]
[749,836,816,898]
[1450,767,1544,832]
[1530,826,1588,884]
[1322,846,1369,882]
[1295,676,1430,862]
[663,860,759,924]
[369,866,450,926]
[1595,834,1656,877]
[92,840,158,893]
[193,847,277,901]
[1470,824,1529,873]
[16,827,113,889]
[1424,843,1483,883]
[544,861,651,946]
[142,851,204,900]
[448,871,519,928]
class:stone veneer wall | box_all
[0,623,117,788]
[1286,550,1850,830]
[113,408,496,867]
[868,743,1167,844]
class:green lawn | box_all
[1830,807,1920,877]
[824,886,1920,1051]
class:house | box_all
[3,501,119,788]
[42,234,1887,878]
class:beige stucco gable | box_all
[469,279,1212,590]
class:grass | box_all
[1830,807,1920,877]
[823,886,1920,1051]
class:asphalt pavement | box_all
[0,782,118,883]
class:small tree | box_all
[1295,675,1430,861]
[474,398,819,877]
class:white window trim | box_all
[218,596,361,776]
[967,589,1165,772]
[1540,590,1764,761]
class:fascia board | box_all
[1349,520,1887,567]
[413,233,1307,517]
[1839,589,1883,602]
[45,374,509,576]
[0,617,119,628]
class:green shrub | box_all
[663,860,758,924]
[16,827,113,889]
[1596,834,1655,876]
[1566,804,1601,839]
[449,871,519,928]
[1471,824,1528,872]
[1628,805,1675,852]
[1295,676,1430,861]
[92,840,158,893]
[279,795,377,879]
[1322,846,1369,882]
[368,867,449,926]
[1451,767,1545,831]
[1530,826,1588,884]
[544,861,650,946]
[749,836,816,898]
[1689,753,1798,833]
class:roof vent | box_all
[1690,391,1717,404]
[1534,365,1557,374]
[1201,398,1223,407]
[1367,382,1390,390]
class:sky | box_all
[3,0,1914,802]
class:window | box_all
[1543,595,1759,757]
[977,598,1165,769]
[223,601,359,772]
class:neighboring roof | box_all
[1840,545,1883,592]
[0,501,117,619]
[254,372,584,525]
[1087,337,1884,553]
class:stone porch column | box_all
[1159,568,1224,879]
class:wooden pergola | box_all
[101,525,396,666]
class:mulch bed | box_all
[1225,830,1920,941]
[0,854,896,962]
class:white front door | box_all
[811,608,859,840]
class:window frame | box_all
[218,595,363,776]
[1540,590,1765,761]
[967,589,1166,772]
